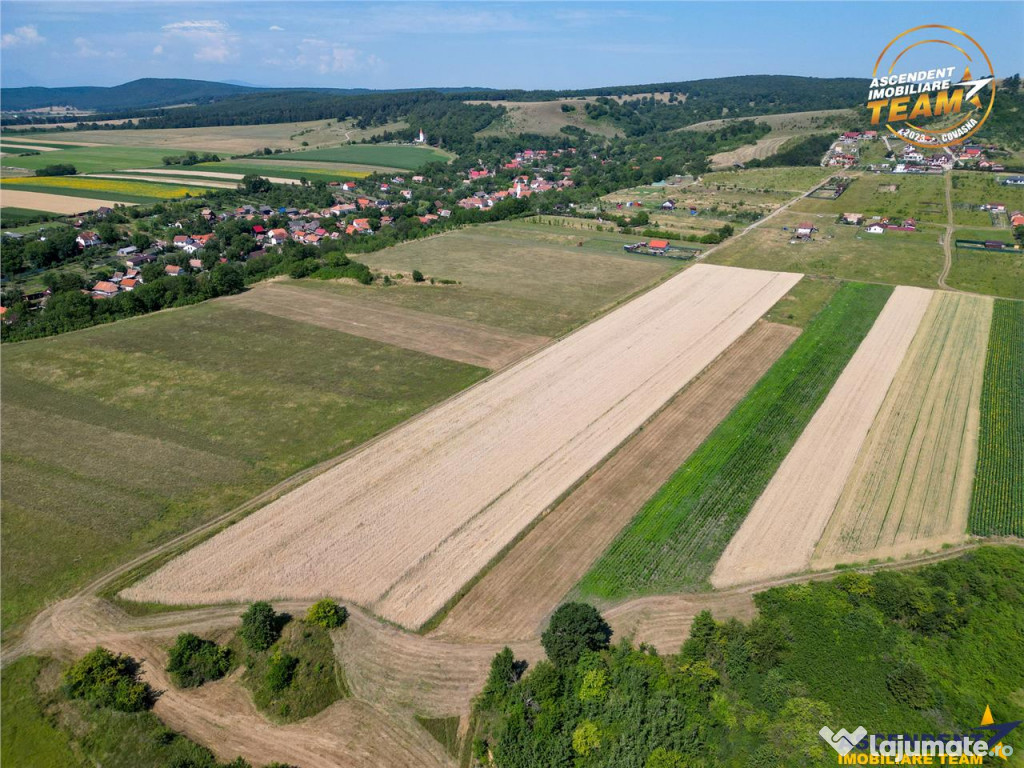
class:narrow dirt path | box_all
[939,171,955,290]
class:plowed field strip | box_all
[228,282,549,369]
[438,321,799,641]
[813,292,993,568]
[712,286,933,587]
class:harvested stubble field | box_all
[0,189,135,214]
[122,265,802,628]
[0,303,485,634]
[227,281,549,369]
[970,301,1024,535]
[2,119,406,154]
[196,159,376,179]
[706,213,945,288]
[813,292,993,569]
[438,320,800,642]
[298,222,678,337]
[116,167,310,186]
[577,282,893,602]
[712,286,934,588]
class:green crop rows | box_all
[577,281,893,601]
[970,300,1024,535]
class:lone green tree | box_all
[305,599,348,629]
[541,603,612,668]
[240,601,280,652]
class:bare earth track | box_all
[713,286,934,587]
[227,282,549,369]
[123,265,802,628]
[438,320,800,642]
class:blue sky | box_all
[2,1,1022,90]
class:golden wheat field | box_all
[123,264,802,628]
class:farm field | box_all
[0,302,486,634]
[947,227,1024,299]
[1,119,407,154]
[0,189,136,214]
[0,206,57,225]
[271,144,452,170]
[192,160,373,180]
[1,175,216,203]
[121,265,803,628]
[970,300,1024,536]
[701,166,832,194]
[707,212,945,288]
[0,144,179,175]
[471,98,621,138]
[300,221,678,337]
[712,286,934,588]
[812,292,993,569]
[227,281,549,369]
[762,275,841,327]
[790,172,948,223]
[576,282,893,602]
[438,319,800,642]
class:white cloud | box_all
[1,25,45,49]
[285,38,379,76]
[153,44,164,55]
[269,25,284,32]
[160,19,237,63]
[73,36,122,59]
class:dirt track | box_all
[229,282,549,369]
[712,286,934,588]
[438,320,800,642]
[124,265,802,628]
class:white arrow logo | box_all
[820,725,868,756]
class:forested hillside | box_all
[471,547,1024,768]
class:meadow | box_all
[0,302,486,635]
[272,144,451,170]
[948,227,1024,299]
[950,172,1024,227]
[2,119,407,154]
[701,166,832,194]
[0,145,181,175]
[791,172,948,224]
[2,175,215,203]
[300,220,679,337]
[576,282,893,601]
[706,213,945,288]
[970,300,1024,536]
[193,161,372,181]
[472,98,621,139]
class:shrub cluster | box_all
[166,633,233,688]
[63,646,152,712]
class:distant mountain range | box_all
[0,78,496,113]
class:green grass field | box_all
[298,220,680,337]
[192,161,371,181]
[762,275,842,327]
[2,175,216,203]
[0,207,59,226]
[970,300,1024,536]
[791,173,948,224]
[951,172,1024,227]
[0,145,187,175]
[0,303,486,635]
[701,166,832,194]
[948,227,1024,299]
[706,213,944,288]
[272,144,451,170]
[576,282,893,601]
